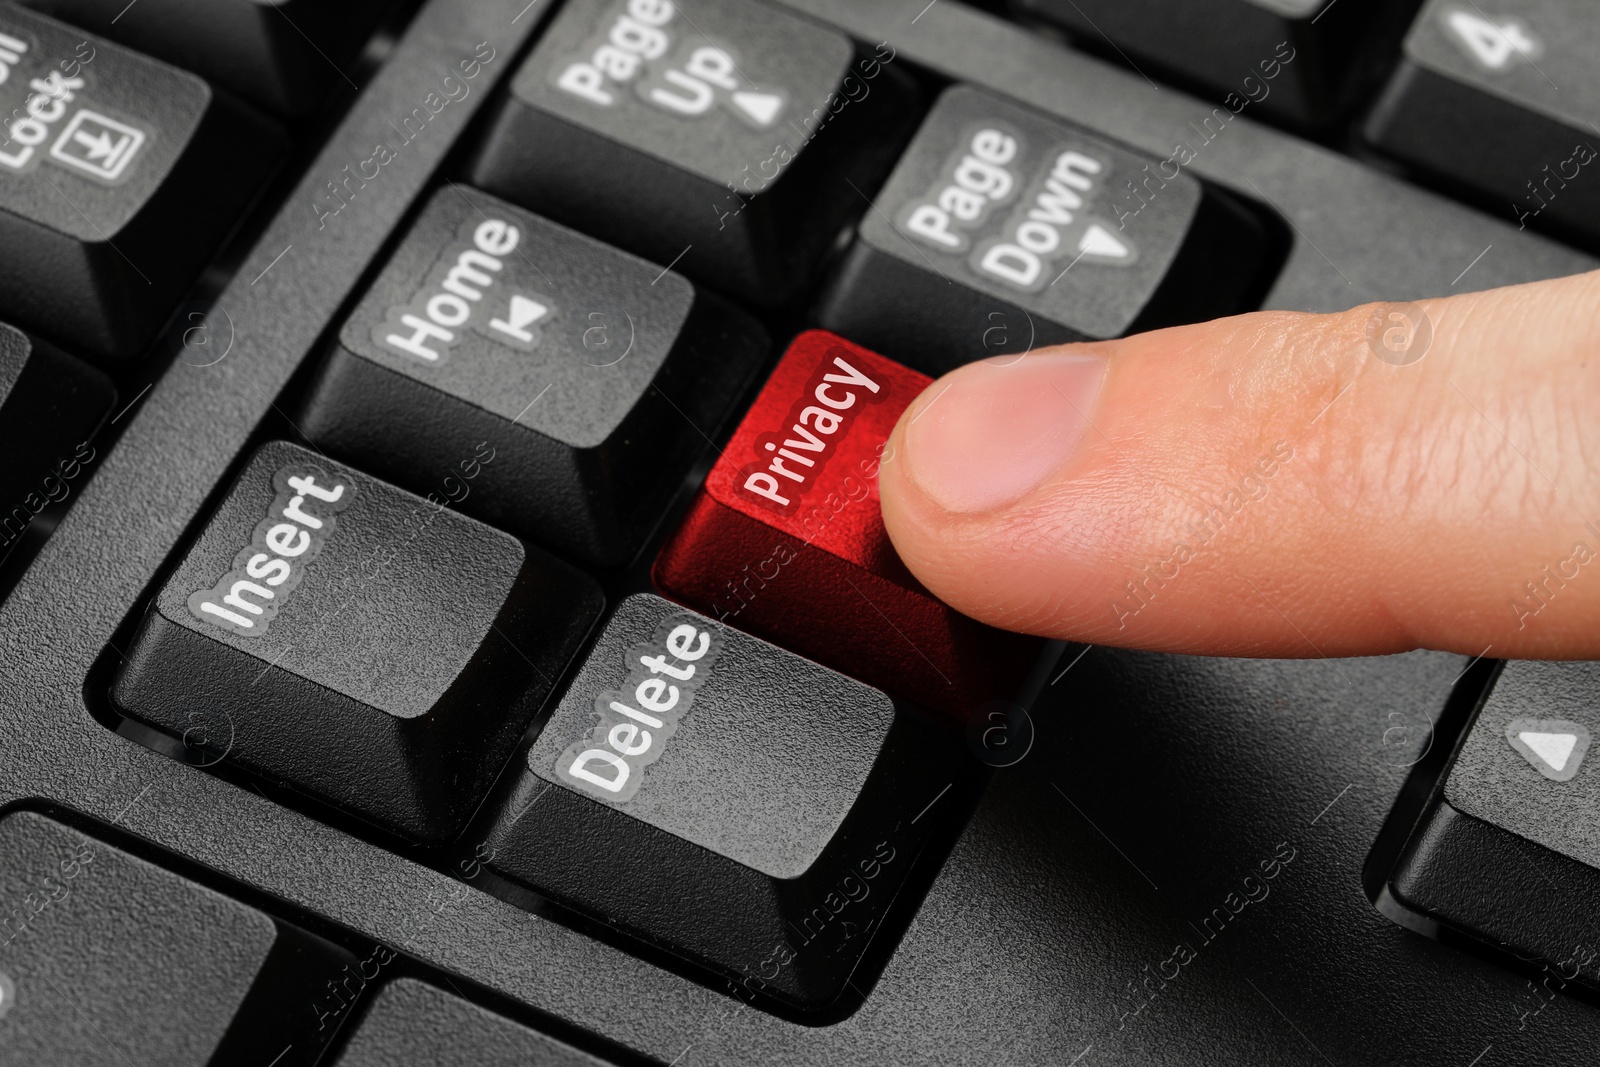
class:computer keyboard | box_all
[0,0,1597,1064]
[331,977,614,1065]
[0,809,359,1065]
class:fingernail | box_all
[901,352,1106,514]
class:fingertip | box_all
[882,277,1600,658]
[879,345,1118,632]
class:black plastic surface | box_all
[0,322,113,561]
[1448,660,1600,860]
[22,0,398,116]
[0,810,275,1065]
[1387,661,1600,993]
[1011,0,1385,128]
[333,978,615,1066]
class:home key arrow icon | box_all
[490,294,550,345]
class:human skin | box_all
[879,270,1600,659]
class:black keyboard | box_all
[0,0,1596,1063]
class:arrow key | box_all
[1384,661,1600,994]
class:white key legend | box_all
[49,109,146,181]
[1505,717,1591,782]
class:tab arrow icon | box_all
[73,128,120,162]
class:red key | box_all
[653,330,1040,724]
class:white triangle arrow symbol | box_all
[1506,718,1591,781]
[490,295,549,345]
[731,90,783,126]
[1520,731,1578,772]
[508,295,548,329]
[1077,224,1131,261]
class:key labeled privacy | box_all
[653,331,1040,722]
